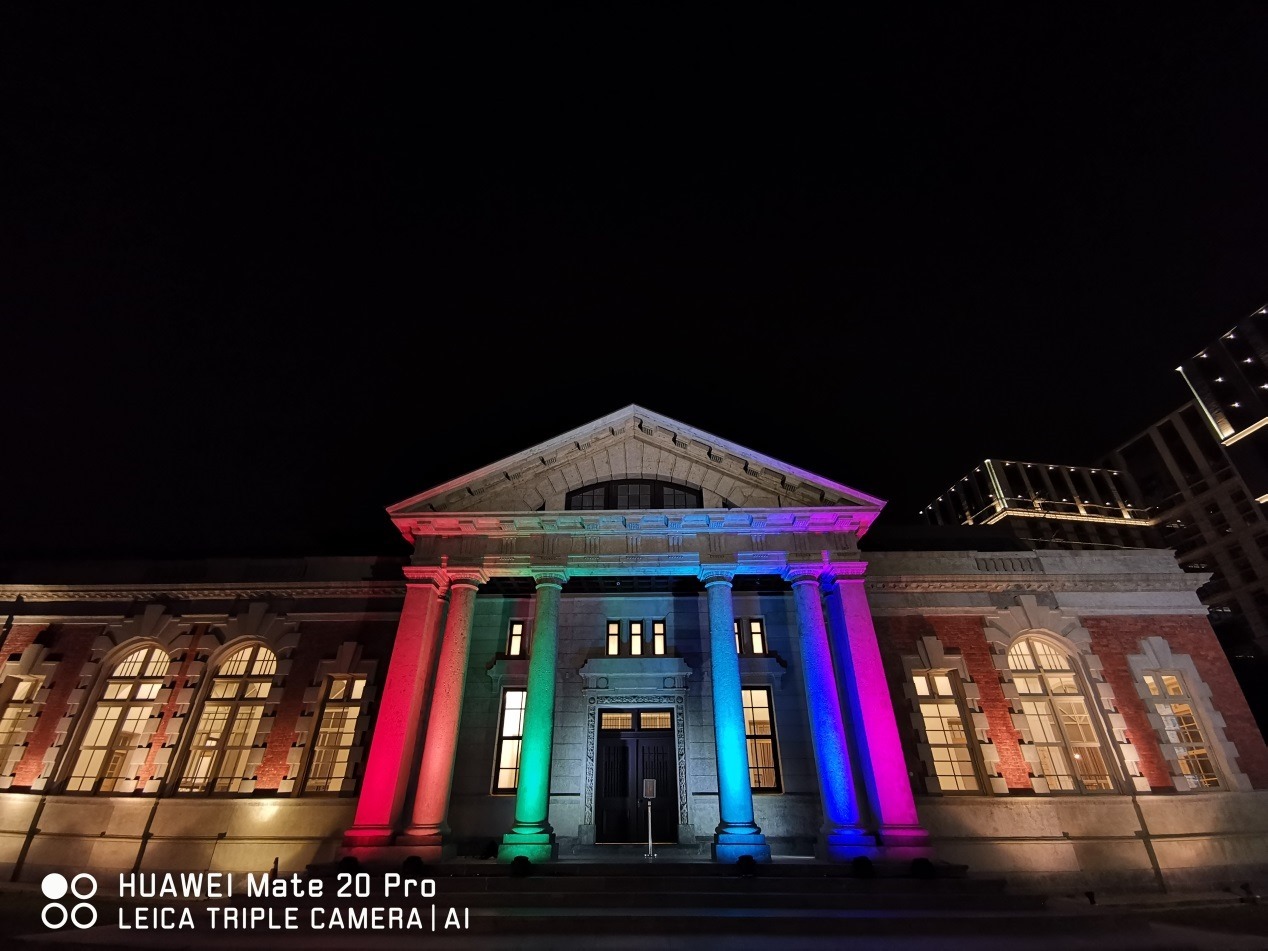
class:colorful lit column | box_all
[702,568,771,863]
[785,566,875,859]
[498,570,567,863]
[822,565,929,855]
[344,569,448,847]
[401,569,487,857]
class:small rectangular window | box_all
[630,621,643,656]
[734,618,768,656]
[493,689,526,792]
[653,621,666,656]
[911,670,980,793]
[1143,670,1220,789]
[741,687,781,791]
[600,711,634,731]
[640,711,672,730]
[607,621,621,656]
[506,621,526,657]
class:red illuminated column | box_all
[343,570,448,847]
[822,566,929,854]
[402,570,487,855]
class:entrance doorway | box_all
[595,708,678,843]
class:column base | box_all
[497,832,558,864]
[877,824,932,860]
[342,826,395,848]
[816,829,880,861]
[394,830,455,861]
[712,833,771,864]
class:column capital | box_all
[445,568,490,588]
[818,562,868,588]
[698,566,737,587]
[402,567,451,591]
[530,569,569,588]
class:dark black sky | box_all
[5,8,1268,562]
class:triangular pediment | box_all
[388,405,885,524]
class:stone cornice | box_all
[864,573,1208,594]
[0,582,407,604]
[395,507,875,539]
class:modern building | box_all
[0,406,1265,892]
[923,460,1161,551]
[1177,304,1268,504]
[1105,401,1268,655]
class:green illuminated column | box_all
[702,567,770,863]
[498,570,567,863]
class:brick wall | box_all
[1084,615,1268,789]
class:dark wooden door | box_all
[595,710,677,843]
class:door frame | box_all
[582,694,687,843]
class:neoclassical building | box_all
[1,406,1266,889]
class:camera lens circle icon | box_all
[41,873,68,901]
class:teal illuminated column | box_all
[702,568,771,863]
[343,569,448,848]
[822,565,929,855]
[401,570,486,857]
[498,570,567,863]
[785,566,875,859]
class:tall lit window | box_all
[912,670,979,793]
[1142,672,1219,789]
[607,621,621,656]
[734,618,767,655]
[630,621,643,656]
[493,689,526,792]
[0,677,42,777]
[303,675,365,793]
[506,621,526,657]
[741,687,781,791]
[652,621,666,656]
[66,647,170,793]
[179,644,276,794]
[1008,637,1114,793]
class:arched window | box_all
[178,644,276,794]
[65,646,171,793]
[1008,636,1115,793]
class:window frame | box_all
[910,668,986,794]
[63,646,171,795]
[565,480,704,511]
[301,674,367,795]
[740,686,782,793]
[1007,636,1118,795]
[176,643,277,795]
[492,687,527,794]
[652,620,666,656]
[733,617,769,656]
[505,620,527,658]
[0,675,42,781]
[1141,670,1221,790]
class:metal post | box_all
[645,800,656,859]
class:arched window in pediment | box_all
[565,480,703,511]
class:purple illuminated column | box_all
[343,570,448,848]
[823,566,928,853]
[498,571,567,863]
[784,567,874,859]
[702,568,770,863]
[401,570,486,856]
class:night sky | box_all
[5,9,1268,563]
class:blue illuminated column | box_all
[785,566,875,859]
[498,570,568,863]
[702,568,771,863]
[823,565,929,856]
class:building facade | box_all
[1,407,1266,890]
